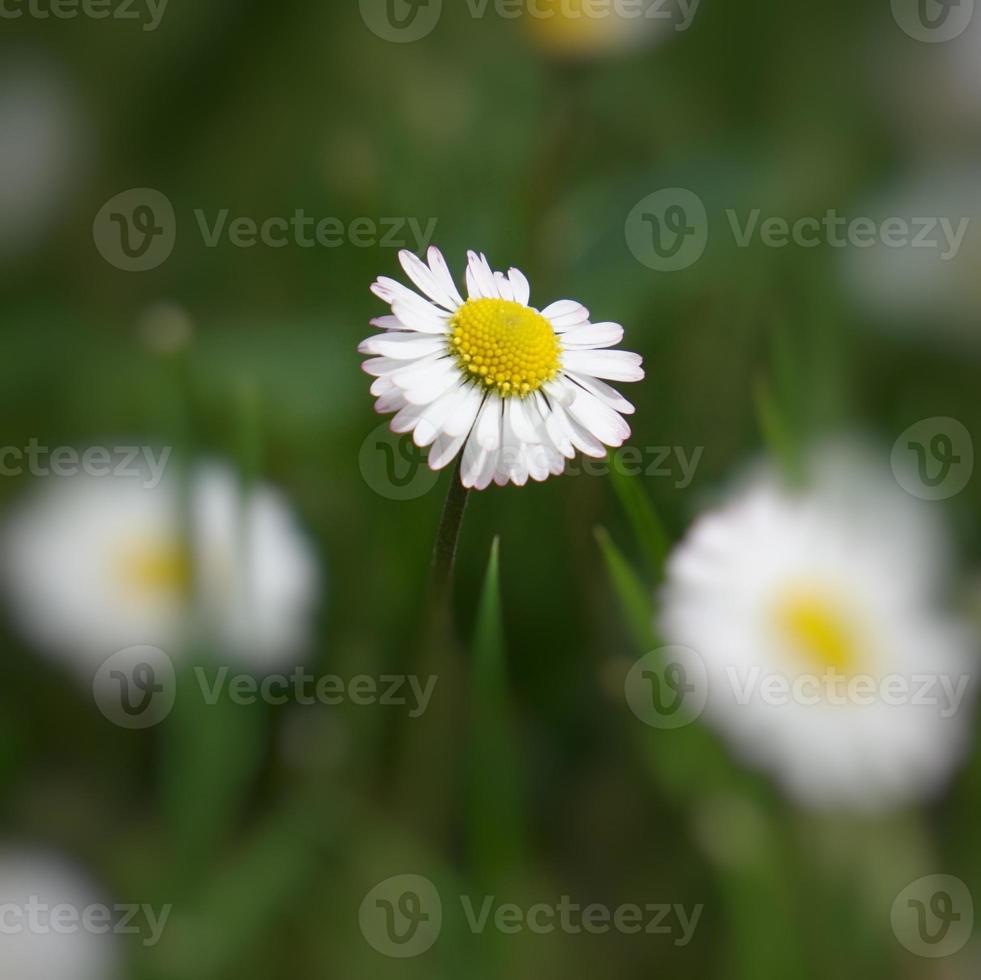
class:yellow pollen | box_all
[773,589,862,674]
[449,298,561,398]
[116,538,191,598]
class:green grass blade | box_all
[468,537,523,889]
[608,457,670,579]
[594,526,657,651]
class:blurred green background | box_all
[1,0,981,977]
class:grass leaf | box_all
[468,537,523,888]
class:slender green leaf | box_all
[159,660,268,889]
[608,457,671,579]
[468,537,523,889]
[594,526,657,651]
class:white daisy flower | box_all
[359,248,644,490]
[1,462,320,677]
[0,849,119,980]
[659,443,977,811]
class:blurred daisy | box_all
[877,12,981,146]
[0,52,91,263]
[0,849,119,980]
[842,164,981,350]
[660,443,977,810]
[1,462,320,677]
[360,248,644,489]
[522,0,669,58]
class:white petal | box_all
[427,247,465,308]
[542,379,576,407]
[525,442,550,483]
[565,386,631,447]
[361,356,404,378]
[399,249,461,312]
[475,393,503,451]
[369,315,403,331]
[371,276,431,309]
[562,349,644,382]
[371,375,396,397]
[466,251,500,300]
[542,300,590,331]
[443,385,484,439]
[494,272,516,302]
[552,402,606,458]
[412,384,468,447]
[358,333,447,359]
[391,300,450,335]
[428,430,467,471]
[561,321,624,349]
[508,268,530,306]
[374,388,407,414]
[391,400,427,433]
[567,372,635,415]
[508,397,539,444]
[388,352,453,389]
[475,447,499,490]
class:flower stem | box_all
[430,458,470,600]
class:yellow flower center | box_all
[449,298,561,398]
[116,537,191,598]
[773,589,862,674]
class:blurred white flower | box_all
[878,12,981,145]
[841,164,981,350]
[0,849,119,980]
[0,52,91,263]
[1,462,321,678]
[660,443,977,810]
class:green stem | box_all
[430,457,470,599]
